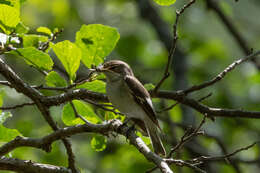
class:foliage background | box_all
[1,0,260,172]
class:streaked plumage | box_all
[97,60,166,156]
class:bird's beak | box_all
[96,64,107,72]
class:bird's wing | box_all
[124,75,161,129]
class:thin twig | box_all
[189,141,258,163]
[0,102,35,110]
[168,115,207,157]
[206,0,260,69]
[147,115,207,173]
[69,101,90,124]
[165,159,206,173]
[39,29,64,51]
[157,92,212,113]
[153,0,196,93]
[34,69,96,91]
[157,102,179,113]
[197,93,213,102]
[182,50,260,94]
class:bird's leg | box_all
[122,117,131,126]
[126,124,136,139]
[120,117,137,139]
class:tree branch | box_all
[155,90,260,119]
[0,58,78,172]
[183,50,260,94]
[0,102,35,110]
[189,142,258,163]
[154,0,196,92]
[0,120,174,173]
[0,156,71,173]
[205,0,260,69]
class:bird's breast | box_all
[106,80,145,119]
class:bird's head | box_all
[96,60,134,81]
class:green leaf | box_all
[0,76,21,142]
[15,22,29,34]
[45,71,67,87]
[0,0,20,9]
[153,0,176,6]
[20,0,26,4]
[0,112,22,142]
[0,4,20,28]
[169,104,182,123]
[52,40,81,80]
[0,125,21,142]
[22,34,48,47]
[53,27,59,34]
[75,24,120,67]
[16,47,54,70]
[0,92,3,114]
[91,135,107,151]
[37,26,52,36]
[144,83,155,91]
[62,100,100,126]
[77,80,106,93]
[104,110,124,122]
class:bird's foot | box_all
[126,125,136,139]
[122,117,131,126]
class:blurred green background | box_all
[1,0,260,172]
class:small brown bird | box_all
[97,60,166,156]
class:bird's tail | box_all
[145,119,166,156]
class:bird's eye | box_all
[109,66,117,70]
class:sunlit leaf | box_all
[15,22,29,34]
[104,109,124,122]
[75,24,120,67]
[16,47,53,70]
[153,0,176,6]
[77,80,106,93]
[144,83,155,91]
[0,0,20,9]
[0,4,20,28]
[22,34,48,47]
[91,135,107,151]
[62,100,100,126]
[45,71,67,87]
[52,40,81,80]
[37,26,52,36]
[0,112,22,142]
[0,125,21,142]
[169,104,182,123]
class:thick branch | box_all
[0,58,43,99]
[0,58,78,172]
[0,102,35,110]
[0,156,71,173]
[0,120,173,173]
[42,89,260,119]
[0,122,114,156]
[43,89,108,107]
[155,90,260,118]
